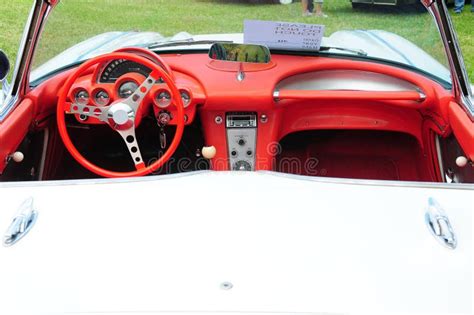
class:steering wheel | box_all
[57,52,185,178]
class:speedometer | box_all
[99,59,151,83]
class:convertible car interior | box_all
[0,46,473,183]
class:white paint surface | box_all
[0,172,472,315]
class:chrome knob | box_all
[107,103,134,129]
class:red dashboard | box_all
[2,49,471,180]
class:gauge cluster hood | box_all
[31,30,450,84]
[0,172,472,315]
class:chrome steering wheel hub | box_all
[107,102,135,129]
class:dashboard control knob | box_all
[10,152,24,163]
[202,146,216,159]
[238,138,246,146]
[456,156,468,168]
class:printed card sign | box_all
[243,20,325,51]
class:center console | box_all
[226,112,257,171]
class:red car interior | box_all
[0,50,473,182]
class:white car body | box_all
[0,0,473,314]
[0,172,472,314]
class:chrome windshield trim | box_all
[425,0,473,117]
[0,0,56,122]
[0,94,19,121]
[0,1,35,121]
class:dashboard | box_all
[61,51,451,172]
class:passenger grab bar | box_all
[273,89,426,103]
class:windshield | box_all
[31,0,451,85]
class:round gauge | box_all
[180,90,191,108]
[94,90,110,106]
[74,89,89,105]
[118,81,139,99]
[155,90,171,108]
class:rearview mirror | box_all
[209,43,271,64]
[0,50,10,82]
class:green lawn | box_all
[1,0,473,80]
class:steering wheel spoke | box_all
[57,52,184,178]
[123,71,160,112]
[67,102,109,122]
[116,127,146,170]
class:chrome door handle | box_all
[3,197,38,247]
[425,198,457,249]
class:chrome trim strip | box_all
[0,0,36,121]
[0,0,56,122]
[260,171,474,191]
[0,2,35,120]
[435,135,445,183]
[37,128,49,180]
[0,170,473,191]
[426,0,473,117]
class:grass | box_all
[0,0,473,80]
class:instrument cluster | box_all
[67,58,202,125]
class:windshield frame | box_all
[0,0,57,122]
[423,0,473,117]
[28,5,455,89]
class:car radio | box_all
[226,113,257,128]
